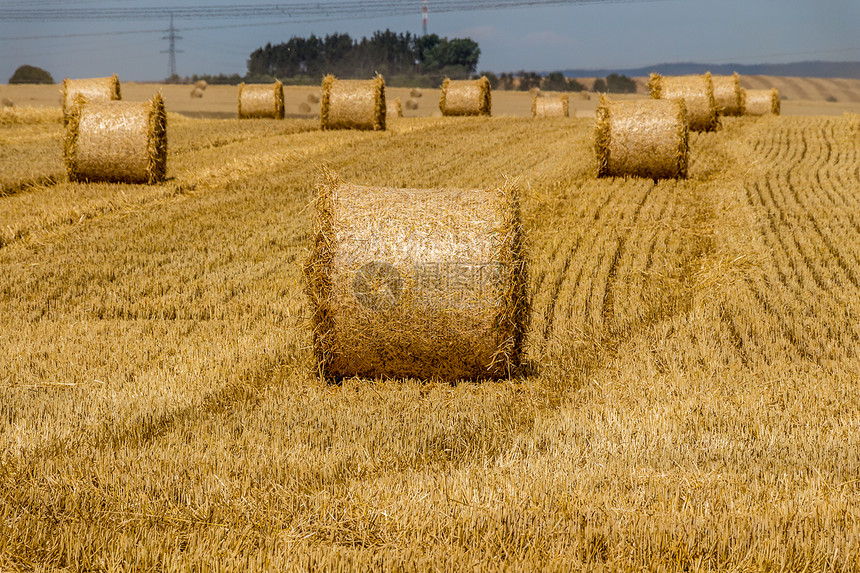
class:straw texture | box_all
[304,176,530,381]
[532,94,570,118]
[237,81,285,119]
[386,97,403,118]
[649,73,718,132]
[320,75,386,131]
[595,96,688,180]
[744,88,780,116]
[439,77,491,116]
[62,75,121,123]
[711,73,745,116]
[65,93,167,184]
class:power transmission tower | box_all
[422,0,428,36]
[161,13,183,80]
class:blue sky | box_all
[1,0,859,82]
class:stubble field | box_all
[1,84,860,571]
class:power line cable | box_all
[0,0,663,21]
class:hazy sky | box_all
[1,0,859,82]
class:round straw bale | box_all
[194,79,208,90]
[386,97,403,118]
[439,77,491,116]
[743,88,780,116]
[238,81,285,119]
[711,73,744,116]
[649,72,718,132]
[405,98,419,110]
[1,98,13,108]
[65,93,167,185]
[307,93,320,104]
[410,88,423,98]
[320,75,386,131]
[595,96,688,180]
[304,177,530,381]
[62,75,121,123]
[190,87,204,99]
[298,101,312,114]
[532,94,570,118]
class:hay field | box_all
[4,74,860,119]
[1,97,860,570]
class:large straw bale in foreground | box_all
[62,75,121,122]
[595,96,688,180]
[711,73,744,116]
[238,81,285,119]
[532,94,570,118]
[649,72,718,132]
[744,88,780,116]
[439,77,491,116]
[304,178,530,380]
[64,94,167,184]
[320,75,386,130]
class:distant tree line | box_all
[479,71,637,94]
[593,73,637,94]
[245,30,480,82]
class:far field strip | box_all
[0,115,516,250]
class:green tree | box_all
[9,65,54,84]
[542,72,568,91]
[593,77,607,92]
[606,73,637,93]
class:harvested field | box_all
[1,93,860,570]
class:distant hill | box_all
[561,61,860,80]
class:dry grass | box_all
[65,93,167,184]
[305,178,529,380]
[595,96,688,179]
[1,106,859,570]
[320,75,386,130]
[649,73,719,132]
[62,75,121,123]
[237,81,285,119]
[532,94,570,118]
[744,88,781,116]
[711,73,744,116]
[439,77,491,116]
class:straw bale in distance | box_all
[1,98,13,108]
[304,177,530,381]
[238,81,285,119]
[405,98,419,110]
[62,74,121,123]
[307,93,320,104]
[649,72,718,132]
[532,94,570,118]
[410,88,423,98]
[711,73,744,116]
[439,77,491,116]
[386,97,403,118]
[744,88,780,116]
[190,87,204,99]
[298,102,312,114]
[65,93,167,185]
[194,79,208,90]
[320,75,386,131]
[595,96,688,180]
